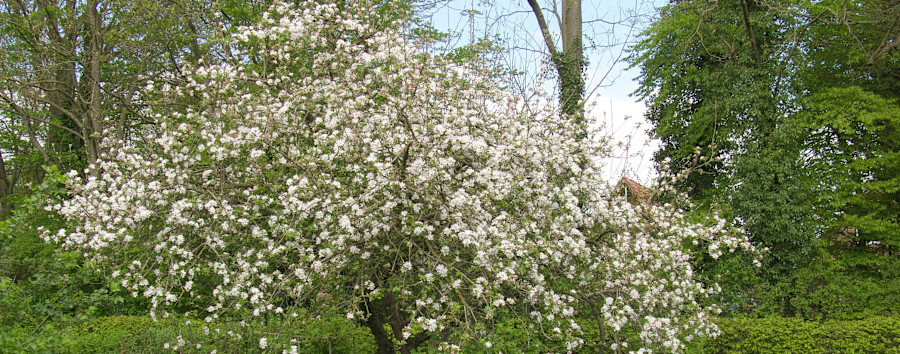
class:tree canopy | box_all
[630,0,900,318]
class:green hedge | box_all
[0,314,375,354]
[6,314,900,353]
[688,316,900,353]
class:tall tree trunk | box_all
[528,0,585,134]
[559,0,584,126]
[85,0,104,176]
[0,150,14,220]
[40,0,85,174]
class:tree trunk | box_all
[558,0,584,125]
[85,0,104,176]
[364,296,396,354]
[39,0,85,174]
[364,292,431,354]
[0,150,14,220]
[528,0,585,133]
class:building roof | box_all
[615,177,653,205]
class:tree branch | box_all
[0,95,81,138]
[740,0,761,64]
[0,95,52,163]
[527,0,559,56]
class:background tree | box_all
[0,0,282,343]
[630,0,900,318]
[629,0,818,279]
[0,0,281,215]
[798,0,899,260]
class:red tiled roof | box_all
[615,177,652,205]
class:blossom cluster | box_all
[48,1,757,352]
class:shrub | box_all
[32,313,375,353]
[686,316,900,353]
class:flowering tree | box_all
[48,1,756,352]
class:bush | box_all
[11,313,376,353]
[703,246,900,321]
[57,316,169,353]
[687,316,900,353]
[0,326,61,354]
[0,168,140,332]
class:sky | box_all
[420,0,665,185]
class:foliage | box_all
[628,0,793,199]
[0,313,374,354]
[0,167,68,281]
[473,314,651,353]
[287,312,376,354]
[48,1,756,352]
[726,124,820,278]
[707,247,900,320]
[0,325,61,354]
[630,0,900,319]
[56,314,373,354]
[801,87,900,260]
[0,168,123,329]
[628,0,817,278]
[686,316,900,353]
[0,165,160,354]
[766,256,900,321]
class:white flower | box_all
[436,264,448,277]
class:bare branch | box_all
[0,92,84,139]
[527,0,559,56]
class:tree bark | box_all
[528,0,585,132]
[559,0,584,123]
[740,0,762,64]
[85,0,104,176]
[364,292,431,354]
[37,0,85,173]
[364,296,396,354]
[0,150,14,220]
